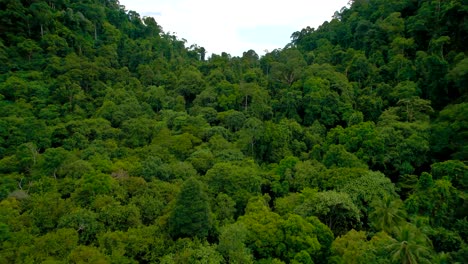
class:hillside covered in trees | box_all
[0,0,467,263]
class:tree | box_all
[218,110,246,132]
[17,38,42,62]
[295,190,361,236]
[40,147,74,178]
[289,159,327,191]
[376,109,431,178]
[58,208,103,245]
[431,103,468,161]
[302,77,342,127]
[396,97,433,123]
[176,67,206,104]
[237,117,264,158]
[332,121,386,168]
[205,161,261,215]
[428,227,463,254]
[344,50,374,86]
[95,197,142,232]
[340,171,398,218]
[120,117,156,148]
[25,192,68,233]
[269,48,306,88]
[29,2,53,38]
[160,238,223,264]
[168,178,212,239]
[237,82,272,119]
[0,0,466,261]
[72,173,114,206]
[431,160,467,191]
[32,228,79,262]
[386,225,434,264]
[15,142,39,173]
[211,192,236,226]
[415,51,449,107]
[255,120,292,163]
[322,144,367,169]
[68,245,109,264]
[330,229,380,264]
[280,214,325,262]
[369,196,407,234]
[217,223,254,264]
[405,174,462,228]
[447,57,468,96]
[238,196,285,260]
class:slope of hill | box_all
[0,0,467,263]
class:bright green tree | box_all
[295,190,361,236]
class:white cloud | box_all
[119,0,349,56]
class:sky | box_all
[118,0,350,57]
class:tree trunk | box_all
[94,24,97,41]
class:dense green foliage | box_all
[0,0,467,263]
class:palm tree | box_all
[386,225,433,264]
[369,195,407,234]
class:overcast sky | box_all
[118,0,349,57]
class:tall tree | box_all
[386,225,434,264]
[369,196,407,234]
[168,177,212,239]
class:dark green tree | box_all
[369,196,407,234]
[168,177,212,239]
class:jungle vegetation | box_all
[0,0,467,263]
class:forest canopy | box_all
[0,0,467,263]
